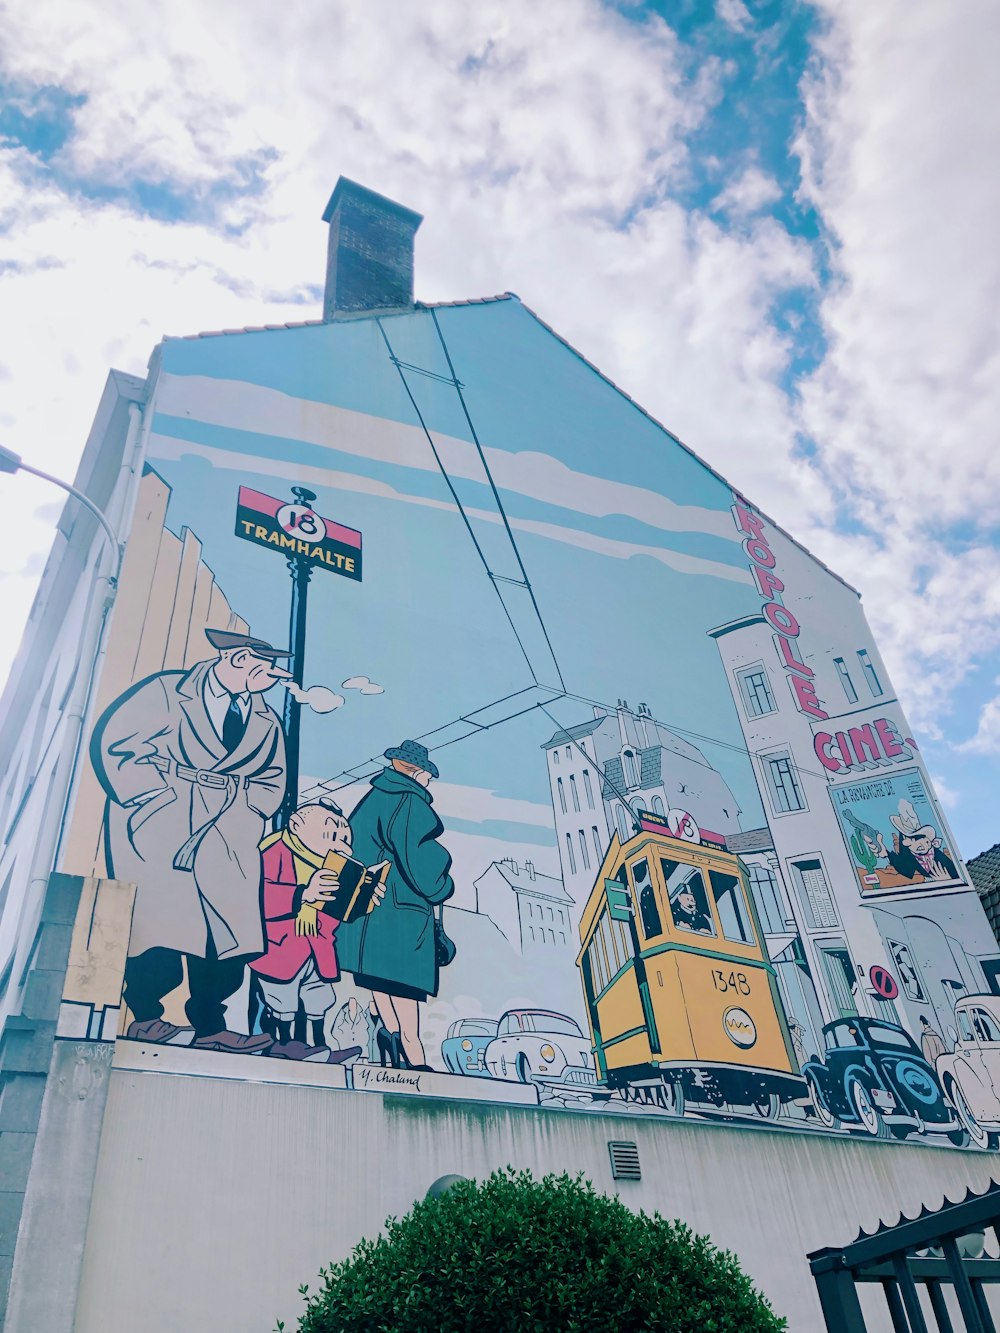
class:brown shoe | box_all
[126,1018,194,1046]
[191,1030,273,1054]
[270,1040,329,1062]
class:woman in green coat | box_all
[338,741,454,1071]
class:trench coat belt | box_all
[145,755,246,872]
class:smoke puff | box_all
[284,682,345,714]
[342,675,384,695]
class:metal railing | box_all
[809,1181,1000,1332]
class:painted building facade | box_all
[1,178,998,1331]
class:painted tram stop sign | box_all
[236,484,362,581]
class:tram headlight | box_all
[541,1044,556,1062]
[461,1039,473,1051]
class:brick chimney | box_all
[321,177,423,320]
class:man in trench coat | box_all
[91,629,290,1052]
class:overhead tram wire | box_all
[430,307,566,692]
[339,317,842,798]
[376,316,540,687]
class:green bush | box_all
[286,1168,786,1332]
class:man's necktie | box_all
[222,694,246,754]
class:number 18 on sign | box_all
[236,485,363,580]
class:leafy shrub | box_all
[287,1167,785,1332]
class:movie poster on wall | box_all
[830,768,964,894]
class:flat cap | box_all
[205,628,293,659]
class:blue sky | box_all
[0,0,998,857]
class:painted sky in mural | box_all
[76,295,1000,1152]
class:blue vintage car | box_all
[441,1018,498,1077]
[802,1017,966,1144]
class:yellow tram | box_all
[576,812,804,1118]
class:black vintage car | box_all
[802,1017,967,1145]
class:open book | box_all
[319,851,390,922]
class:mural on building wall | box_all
[67,297,1000,1148]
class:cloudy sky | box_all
[1,0,998,856]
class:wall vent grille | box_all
[608,1140,641,1181]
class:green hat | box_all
[384,740,439,779]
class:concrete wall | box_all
[74,1068,998,1333]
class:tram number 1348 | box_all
[711,969,751,996]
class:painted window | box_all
[857,649,883,696]
[569,774,580,812]
[565,745,572,759]
[651,795,665,816]
[765,753,805,813]
[833,656,858,703]
[973,1009,1000,1044]
[820,947,858,1018]
[552,749,559,765]
[583,770,595,808]
[557,777,567,813]
[709,871,755,945]
[737,667,776,718]
[792,858,839,929]
[578,829,590,871]
[746,863,784,936]
[591,826,602,861]
[622,749,639,786]
[565,833,577,875]
[615,805,630,842]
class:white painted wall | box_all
[74,1068,999,1333]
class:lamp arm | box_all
[16,460,122,581]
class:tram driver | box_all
[670,873,714,935]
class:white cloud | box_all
[0,0,822,693]
[793,1,1000,736]
[716,0,752,34]
[957,685,1000,757]
[712,165,782,217]
[3,0,997,820]
[929,772,960,809]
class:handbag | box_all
[434,905,456,968]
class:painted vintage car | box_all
[484,1009,593,1084]
[440,1018,499,1077]
[936,995,1000,1150]
[802,1017,966,1144]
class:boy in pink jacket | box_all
[251,798,365,1061]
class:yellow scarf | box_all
[261,828,326,936]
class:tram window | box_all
[710,871,755,945]
[631,857,662,938]
[588,939,606,993]
[599,913,621,974]
[610,913,631,966]
[662,862,715,935]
